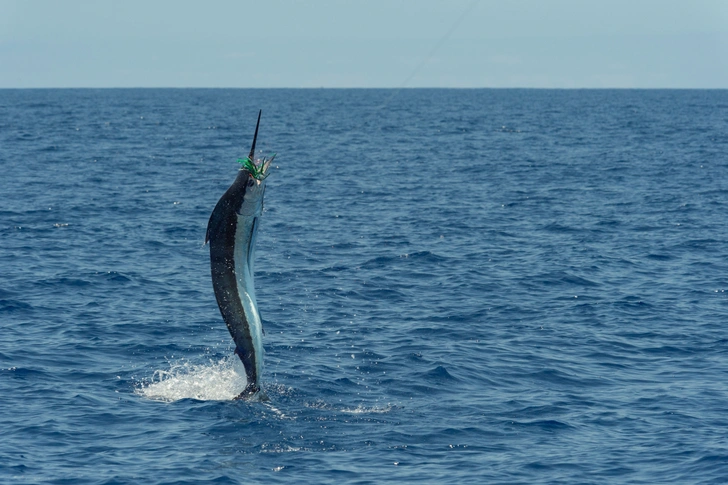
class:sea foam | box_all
[137,356,247,402]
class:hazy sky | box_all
[1,0,727,88]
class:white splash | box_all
[137,356,247,402]
[340,404,394,414]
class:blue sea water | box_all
[1,88,727,484]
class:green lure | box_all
[237,154,275,181]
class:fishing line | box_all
[397,0,479,90]
[355,0,480,132]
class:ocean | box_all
[1,88,727,484]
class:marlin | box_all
[205,110,274,399]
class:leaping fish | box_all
[205,110,274,399]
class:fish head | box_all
[235,110,274,216]
[236,154,274,216]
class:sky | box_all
[1,0,727,88]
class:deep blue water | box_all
[1,88,728,484]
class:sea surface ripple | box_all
[1,88,727,484]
